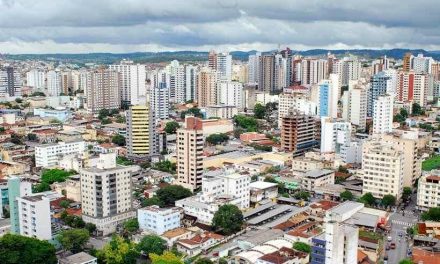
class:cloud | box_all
[0,0,439,53]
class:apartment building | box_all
[138,205,180,235]
[280,109,317,155]
[126,104,150,157]
[342,83,367,130]
[35,140,86,168]
[278,92,317,128]
[417,173,440,211]
[372,94,393,135]
[302,169,335,191]
[109,61,146,105]
[197,67,217,107]
[17,194,52,240]
[85,68,121,113]
[8,177,32,234]
[320,117,351,154]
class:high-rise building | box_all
[46,70,62,97]
[81,153,139,235]
[342,83,367,130]
[126,103,150,157]
[396,71,428,106]
[259,54,275,94]
[417,172,440,211]
[216,52,232,81]
[372,55,390,74]
[176,116,204,191]
[197,67,217,107]
[85,68,121,113]
[26,69,46,90]
[184,65,198,102]
[341,58,361,86]
[109,61,146,105]
[362,140,404,199]
[208,50,217,70]
[372,94,393,135]
[216,81,243,109]
[318,74,339,118]
[411,53,433,73]
[248,52,261,85]
[8,177,32,234]
[17,194,52,240]
[280,110,317,155]
[61,71,72,94]
[368,72,392,117]
[0,66,21,97]
[300,58,328,85]
[278,92,317,128]
[320,117,351,154]
[150,82,170,125]
[403,53,412,72]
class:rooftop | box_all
[304,169,334,178]
[59,252,97,264]
[250,181,278,190]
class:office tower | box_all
[300,58,328,85]
[17,194,52,240]
[403,53,413,72]
[362,140,404,199]
[197,67,217,107]
[320,117,351,153]
[411,54,433,73]
[372,94,393,135]
[318,74,339,118]
[368,72,392,117]
[126,103,150,157]
[208,50,217,70]
[0,66,21,97]
[61,71,72,94]
[46,70,62,96]
[417,172,440,210]
[150,82,170,125]
[81,153,139,235]
[280,109,317,155]
[216,52,232,81]
[216,81,243,109]
[8,177,32,234]
[109,61,146,105]
[85,68,121,114]
[259,54,275,93]
[248,52,261,84]
[176,116,204,191]
[342,83,367,130]
[35,141,86,167]
[396,71,428,106]
[184,65,198,102]
[26,69,45,90]
[278,93,317,128]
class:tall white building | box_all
[342,84,367,130]
[300,59,328,85]
[216,81,243,109]
[320,117,352,154]
[26,70,46,90]
[81,153,139,235]
[17,194,52,240]
[109,61,146,105]
[184,65,198,102]
[0,66,22,97]
[216,52,232,81]
[417,172,440,211]
[138,206,180,235]
[372,94,393,135]
[248,52,261,84]
[411,54,433,73]
[46,70,62,96]
[278,93,317,128]
[150,81,170,125]
[35,141,86,168]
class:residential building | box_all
[126,103,150,157]
[46,70,62,97]
[362,140,404,199]
[259,54,276,94]
[85,68,121,113]
[26,69,45,90]
[8,177,32,234]
[248,52,261,85]
[138,206,180,235]
[150,81,170,124]
[411,54,433,73]
[35,141,86,168]
[280,110,317,155]
[33,108,71,122]
[368,72,393,117]
[249,181,278,203]
[216,81,243,109]
[176,116,204,191]
[342,83,367,130]
[17,194,52,240]
[372,94,393,134]
[302,169,335,191]
[396,71,428,106]
[59,252,97,264]
[300,58,328,85]
[216,52,232,81]
[109,61,146,105]
[197,67,217,107]
[278,92,317,128]
[204,105,238,119]
[320,117,351,154]
[80,153,139,235]
[417,172,440,211]
[318,74,339,118]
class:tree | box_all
[234,114,258,132]
[112,134,126,146]
[149,251,183,264]
[338,165,349,173]
[97,235,139,264]
[294,191,310,200]
[0,127,5,133]
[98,109,110,120]
[340,190,354,201]
[152,160,177,174]
[206,133,229,145]
[195,258,214,264]
[164,121,180,134]
[0,234,57,264]
[180,107,203,119]
[101,118,112,125]
[141,197,163,207]
[292,241,311,253]
[137,235,167,255]
[212,204,243,235]
[10,133,23,145]
[15,98,23,103]
[60,200,70,209]
[412,103,424,116]
[381,195,396,207]
[403,187,412,201]
[116,156,134,166]
[254,103,266,119]
[27,133,37,141]
[421,207,440,221]
[156,185,192,207]
[399,259,414,264]
[123,219,139,235]
[218,258,228,264]
[400,108,409,119]
[57,229,90,253]
[85,223,97,235]
[359,192,376,206]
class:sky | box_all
[1,0,440,54]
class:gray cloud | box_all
[0,0,440,53]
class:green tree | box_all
[101,118,112,125]
[156,185,192,207]
[234,115,258,132]
[57,228,90,253]
[421,207,440,221]
[400,108,409,119]
[403,187,412,201]
[164,121,181,134]
[97,235,139,264]
[60,200,70,209]
[381,195,396,207]
[85,223,97,235]
[292,241,311,253]
[123,219,139,235]
[116,156,134,166]
[149,251,183,264]
[399,259,414,264]
[338,165,349,173]
[152,160,177,174]
[137,235,167,255]
[98,109,110,120]
[15,98,23,103]
[412,103,424,116]
[112,134,126,146]
[141,197,163,207]
[195,258,214,264]
[359,192,376,206]
[294,191,310,200]
[180,107,203,119]
[212,204,243,235]
[206,133,229,145]
[254,103,266,119]
[0,127,5,133]
[0,234,57,264]
[27,133,37,141]
[340,190,354,201]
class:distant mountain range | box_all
[3,48,440,64]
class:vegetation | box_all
[60,200,70,209]
[399,259,414,264]
[57,228,90,253]
[152,160,176,174]
[412,103,424,116]
[180,107,203,119]
[149,251,183,264]
[27,133,37,141]
[33,169,76,193]
[421,207,440,221]
[212,204,244,235]
[0,234,57,264]
[112,134,126,146]
[116,156,134,166]
[137,235,167,256]
[206,133,229,145]
[30,91,46,97]
[294,191,310,200]
[394,108,409,122]
[164,121,181,134]
[122,219,139,237]
[340,190,354,201]
[359,192,376,206]
[403,187,412,201]
[418,123,435,131]
[338,165,349,173]
[85,223,97,234]
[97,235,139,264]
[381,195,396,207]
[234,115,258,132]
[359,230,383,241]
[60,212,86,228]
[195,258,214,264]
[292,242,311,253]
[253,103,266,119]
[407,225,418,237]
[422,155,440,171]
[156,185,192,207]
[141,196,162,207]
[249,143,272,152]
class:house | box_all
[176,232,224,257]
[250,181,278,203]
[161,227,194,248]
[256,247,308,264]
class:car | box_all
[387,236,392,242]
[390,243,396,249]
[386,244,390,250]
[399,232,403,237]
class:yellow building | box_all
[126,104,149,157]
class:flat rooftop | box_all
[304,169,333,178]
[247,205,295,225]
[329,201,364,216]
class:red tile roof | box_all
[412,247,440,264]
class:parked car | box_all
[387,236,392,242]
[390,243,396,249]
